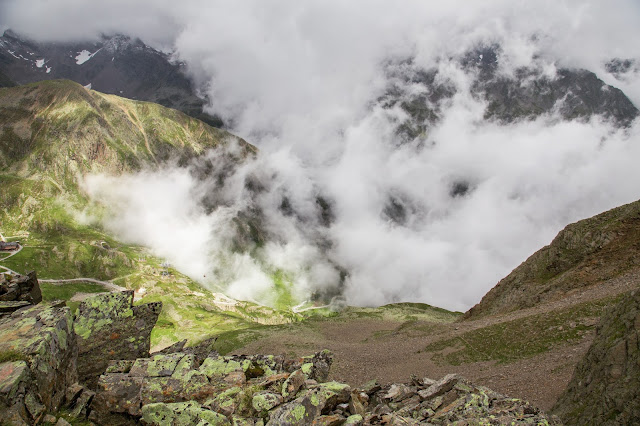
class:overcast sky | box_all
[4,1,640,310]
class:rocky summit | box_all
[0,277,565,425]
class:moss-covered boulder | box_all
[0,301,76,423]
[74,290,161,387]
[552,289,640,425]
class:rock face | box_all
[74,291,161,388]
[0,301,77,422]
[552,290,640,425]
[0,271,42,314]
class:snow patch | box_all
[75,48,101,65]
[35,59,45,68]
[46,67,51,74]
[83,83,92,90]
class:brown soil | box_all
[233,268,640,411]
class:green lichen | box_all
[309,392,321,407]
[252,392,282,412]
[291,404,306,421]
[200,357,242,379]
[345,414,364,425]
[301,363,313,376]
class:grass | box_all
[424,295,622,365]
[0,350,27,363]
[40,282,107,301]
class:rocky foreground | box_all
[0,278,561,425]
[0,274,637,424]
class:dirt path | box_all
[39,278,126,292]
[233,268,640,411]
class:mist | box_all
[6,1,640,311]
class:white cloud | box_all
[5,1,640,310]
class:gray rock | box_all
[74,290,161,387]
[0,302,77,422]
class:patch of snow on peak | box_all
[83,83,92,90]
[35,59,45,68]
[75,48,102,65]
[46,67,51,74]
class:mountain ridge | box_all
[0,30,224,127]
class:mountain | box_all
[0,79,252,180]
[464,199,640,319]
[0,80,305,349]
[0,30,223,127]
[382,45,639,142]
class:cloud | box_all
[5,1,640,311]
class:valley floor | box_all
[229,267,640,411]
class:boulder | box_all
[0,271,42,312]
[74,290,161,387]
[0,302,77,423]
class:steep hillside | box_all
[0,79,253,179]
[0,80,300,349]
[464,199,640,319]
[0,30,223,127]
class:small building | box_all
[0,242,20,251]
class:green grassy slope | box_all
[0,80,304,348]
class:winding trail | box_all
[292,301,331,313]
[0,244,23,262]
[39,278,126,292]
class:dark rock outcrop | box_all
[552,290,640,425]
[0,302,77,423]
[74,291,161,388]
[0,271,42,314]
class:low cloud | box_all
[6,1,640,310]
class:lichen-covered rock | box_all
[0,301,77,423]
[252,391,284,413]
[298,350,332,382]
[366,375,561,425]
[141,400,231,425]
[282,369,305,401]
[0,360,30,421]
[85,346,558,425]
[74,290,161,387]
[552,290,640,425]
[344,414,363,425]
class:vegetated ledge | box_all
[0,274,561,425]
